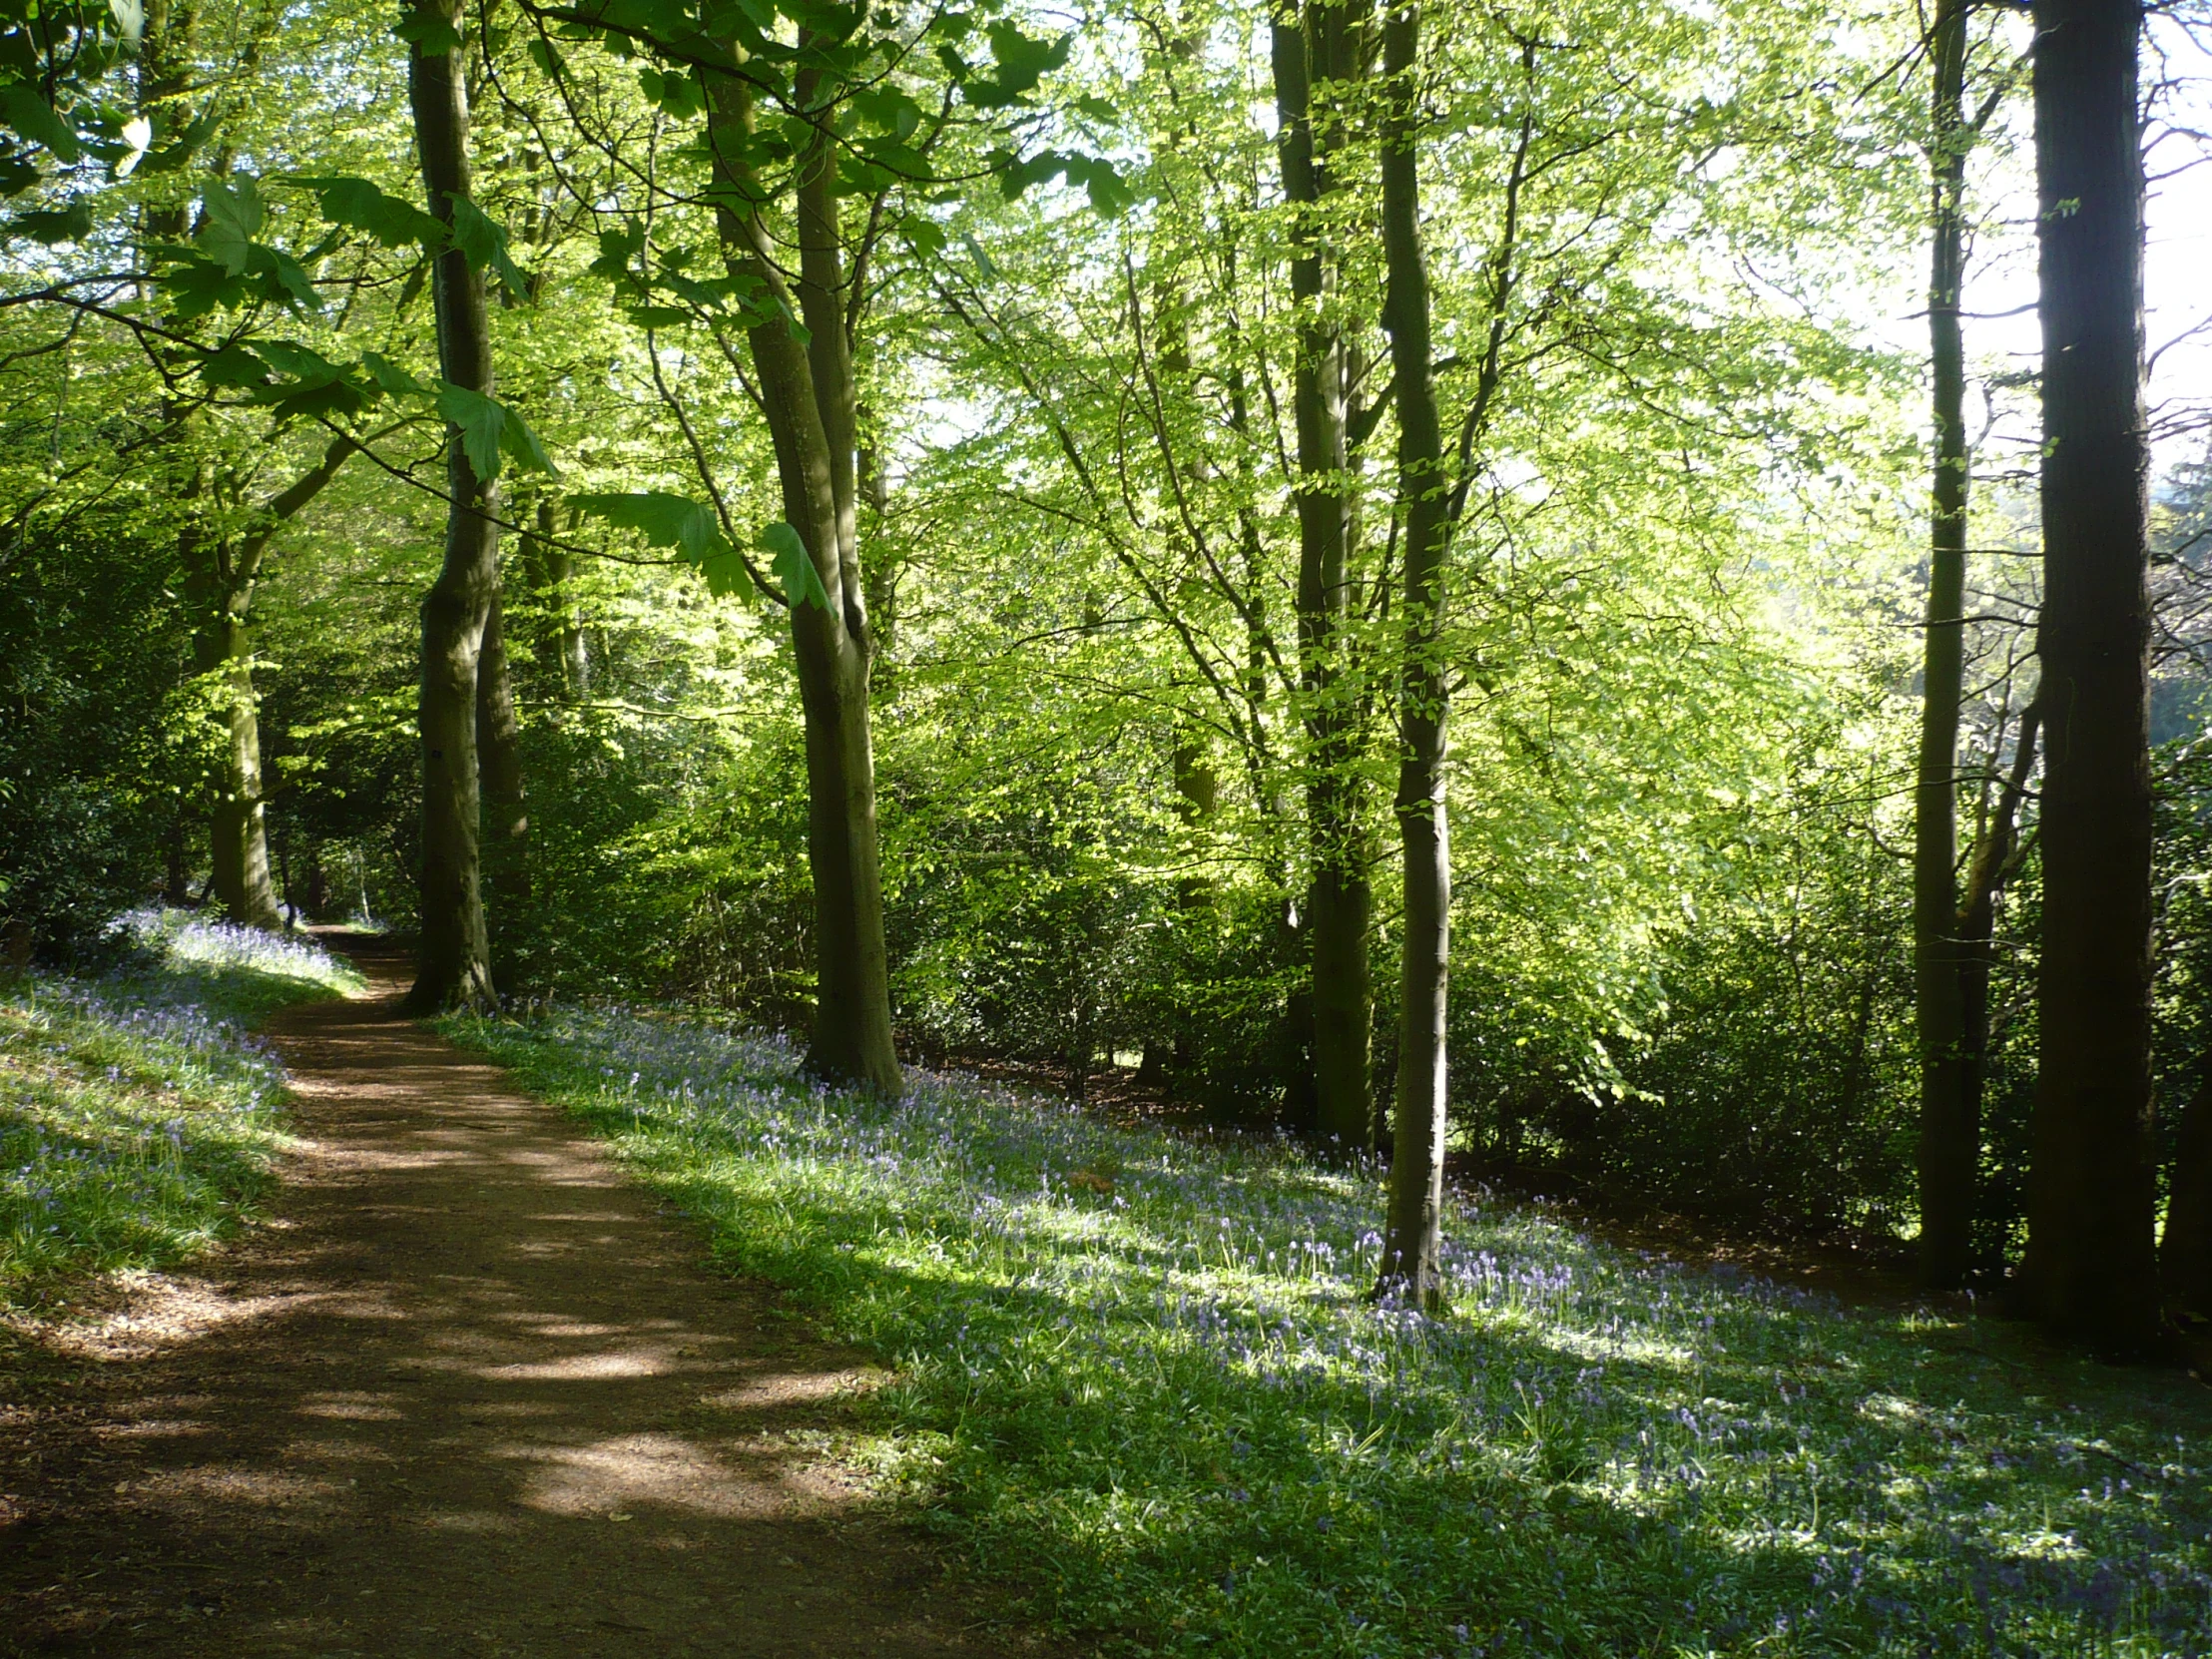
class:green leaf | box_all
[589,222,646,283]
[247,244,321,312]
[0,85,81,164]
[523,36,565,77]
[851,86,923,142]
[196,176,264,276]
[960,231,996,282]
[393,8,462,56]
[571,491,752,599]
[498,404,558,477]
[572,491,728,561]
[198,343,271,390]
[10,198,92,243]
[158,250,250,318]
[253,339,343,385]
[964,21,1071,109]
[360,350,430,398]
[447,194,527,299]
[434,381,509,482]
[760,521,830,610]
[297,175,446,251]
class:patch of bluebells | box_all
[1,912,344,1298]
[455,1002,2212,1659]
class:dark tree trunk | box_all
[706,67,899,1093]
[1917,0,1975,1290]
[402,0,499,1013]
[2016,0,2162,1355]
[1378,0,1449,1310]
[1273,0,1373,1152]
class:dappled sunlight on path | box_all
[0,938,1037,1658]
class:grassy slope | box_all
[448,1004,2212,1659]
[0,912,360,1307]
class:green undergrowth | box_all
[446,1003,2212,1659]
[0,910,358,1306]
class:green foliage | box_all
[0,509,193,964]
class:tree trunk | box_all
[197,601,283,931]
[2162,1071,2212,1324]
[477,583,528,983]
[1273,0,1373,1152]
[1378,0,1449,1310]
[706,67,899,1093]
[1916,0,1975,1290]
[519,494,589,698]
[187,436,355,932]
[402,0,499,1014]
[475,588,526,902]
[1954,703,2040,1260]
[2016,0,2162,1355]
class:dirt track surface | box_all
[0,939,1039,1658]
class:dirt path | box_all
[1,939,1044,1658]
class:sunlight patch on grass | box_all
[0,912,353,1306]
[448,1004,2212,1659]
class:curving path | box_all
[0,938,1040,1658]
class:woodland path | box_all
[0,938,1041,1658]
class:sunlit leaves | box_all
[570,491,757,600]
[296,176,444,250]
[761,520,830,609]
[434,382,557,481]
[448,195,528,298]
[994,149,1137,218]
[195,176,265,275]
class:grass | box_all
[446,1002,2212,1659]
[0,909,359,1307]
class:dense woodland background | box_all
[2,0,2209,1319]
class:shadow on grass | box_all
[454,1007,2212,1659]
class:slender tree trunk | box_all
[476,584,528,919]
[1378,0,1449,1310]
[1917,0,1975,1290]
[520,494,588,697]
[2017,0,2162,1355]
[2162,1071,2212,1324]
[1954,703,2039,1246]
[1274,0,1373,1150]
[402,0,498,1013]
[705,67,899,1093]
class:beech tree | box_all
[2016,0,2162,1355]
[402,0,506,1012]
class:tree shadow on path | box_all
[0,934,1049,1659]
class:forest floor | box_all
[0,934,1044,1659]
